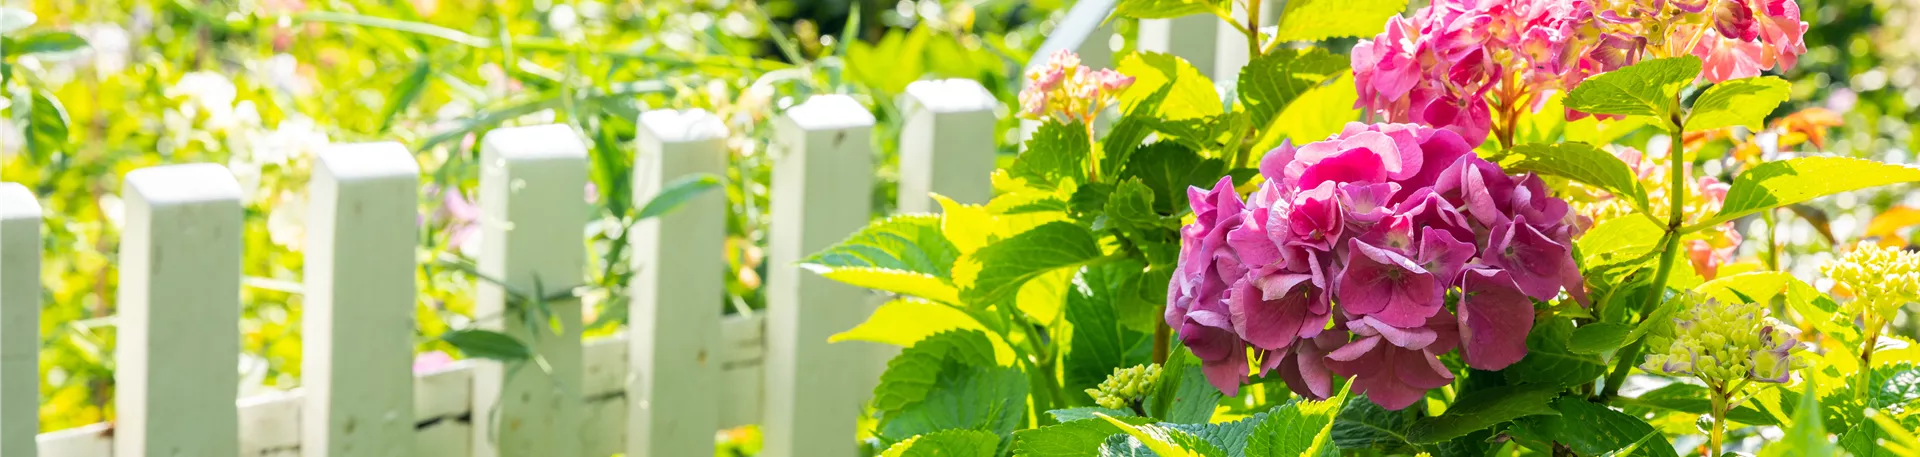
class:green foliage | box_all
[1331,396,1419,451]
[881,429,1002,457]
[1685,76,1792,131]
[1406,384,1561,444]
[1244,391,1349,457]
[873,331,1029,445]
[1509,397,1679,457]
[1113,0,1232,20]
[1147,348,1225,424]
[1098,414,1231,457]
[1269,0,1409,42]
[1116,52,1223,121]
[1015,120,1094,189]
[1762,382,1837,457]
[1694,156,1920,229]
[1566,322,1632,355]
[438,329,533,362]
[1015,415,1159,456]
[1486,142,1650,211]
[1064,261,1155,403]
[1502,318,1609,387]
[1238,48,1350,131]
[805,214,962,279]
[1566,57,1702,118]
[960,221,1105,306]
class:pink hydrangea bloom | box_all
[1167,123,1587,409]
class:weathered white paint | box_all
[762,95,875,457]
[117,163,244,457]
[899,79,998,212]
[34,323,766,457]
[0,183,39,457]
[473,124,588,457]
[1137,12,1247,85]
[1033,0,1118,71]
[629,109,729,457]
[306,143,422,457]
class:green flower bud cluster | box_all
[1642,297,1805,385]
[1823,241,1920,318]
[1086,364,1161,410]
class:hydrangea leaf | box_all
[1014,120,1093,189]
[831,298,1013,363]
[1163,411,1269,457]
[875,334,1030,446]
[1017,267,1075,325]
[1502,318,1609,387]
[1271,0,1408,42]
[1692,156,1920,230]
[1406,384,1561,444]
[959,221,1105,306]
[1565,56,1701,118]
[1576,215,1665,270]
[1760,381,1836,457]
[1238,47,1350,130]
[1245,389,1351,457]
[1116,52,1223,121]
[1487,142,1649,211]
[1145,347,1223,423]
[1122,142,1226,213]
[1113,0,1230,20]
[1013,415,1157,457]
[1097,414,1231,457]
[1330,395,1419,451]
[880,429,1001,457]
[1106,179,1172,232]
[1254,72,1360,154]
[803,214,961,280]
[1104,86,1174,179]
[1685,76,1791,131]
[1508,397,1679,457]
[1622,383,1782,426]
[1566,322,1633,355]
[1064,260,1154,404]
[872,330,1010,411]
[1045,407,1142,423]
[819,268,960,304]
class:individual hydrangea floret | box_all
[1086,364,1162,410]
[1641,296,1807,384]
[1168,122,1588,409]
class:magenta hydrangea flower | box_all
[1166,123,1586,409]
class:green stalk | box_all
[1709,385,1730,456]
[1601,114,1690,401]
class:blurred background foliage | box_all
[3,0,1920,453]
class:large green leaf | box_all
[1622,383,1781,426]
[1064,260,1153,404]
[1566,322,1632,355]
[1116,52,1222,121]
[1254,72,1359,153]
[1098,415,1230,457]
[832,298,992,348]
[1238,48,1349,129]
[1104,86,1174,179]
[1146,348,1224,423]
[1760,381,1836,457]
[1014,120,1094,189]
[1577,216,1665,270]
[1113,0,1229,20]
[1486,143,1648,211]
[1821,363,1920,434]
[1270,0,1408,42]
[1565,57,1701,118]
[1502,318,1609,387]
[1245,390,1351,457]
[1406,384,1561,444]
[1685,76,1791,131]
[877,341,1029,445]
[1509,397,1679,457]
[1122,142,1225,213]
[881,429,1002,457]
[1693,156,1920,230]
[1014,415,1158,457]
[960,221,1106,306]
[22,89,69,164]
[1164,412,1269,457]
[804,214,961,280]
[1330,396,1418,451]
[873,330,1006,411]
[1106,179,1172,232]
[8,30,87,55]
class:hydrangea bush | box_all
[802,0,1920,455]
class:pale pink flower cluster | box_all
[1650,0,1808,82]
[1018,50,1135,123]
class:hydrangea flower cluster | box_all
[1823,241,1920,319]
[1085,364,1162,410]
[1017,50,1135,123]
[1641,296,1805,384]
[1167,122,1588,410]
[1352,0,1807,147]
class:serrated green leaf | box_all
[820,268,961,304]
[1331,395,1418,450]
[1567,322,1633,355]
[1685,76,1790,131]
[874,330,1007,411]
[1098,414,1230,457]
[1840,408,1920,457]
[1693,156,1920,230]
[1502,318,1608,387]
[1270,0,1408,42]
[1254,72,1360,153]
[1015,415,1158,457]
[1486,143,1648,211]
[1577,216,1665,270]
[1761,381,1835,457]
[1238,48,1349,130]
[1015,120,1093,189]
[876,334,1029,444]
[1065,260,1153,404]
[1246,389,1351,457]
[1407,384,1561,444]
[1046,407,1141,423]
[1106,179,1168,231]
[440,329,533,362]
[1113,0,1229,20]
[1821,363,1920,433]
[1122,142,1223,213]
[1623,383,1781,425]
[1566,57,1701,118]
[1116,52,1222,121]
[960,221,1105,306]
[1509,397,1679,457]
[1104,86,1174,178]
[9,30,87,55]
[1164,412,1268,457]
[1017,267,1075,324]
[831,298,1000,353]
[881,429,1001,457]
[805,214,961,280]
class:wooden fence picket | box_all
[305,143,423,457]
[899,78,998,212]
[472,124,589,457]
[0,183,40,457]
[117,163,245,457]
[628,109,729,457]
[762,94,876,457]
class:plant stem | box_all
[1764,208,1780,271]
[1244,0,1263,59]
[1153,316,1171,364]
[1709,386,1730,456]
[1600,113,1691,401]
[1856,314,1884,402]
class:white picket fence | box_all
[0,2,1268,455]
